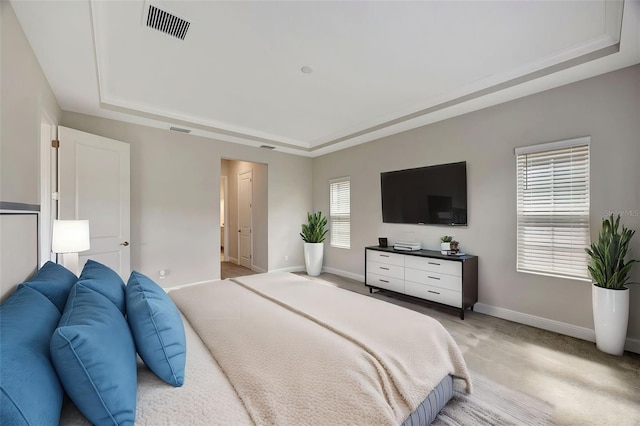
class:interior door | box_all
[238,170,252,269]
[58,126,131,279]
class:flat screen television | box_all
[381,161,467,226]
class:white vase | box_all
[592,284,629,356]
[440,242,450,255]
[303,242,324,276]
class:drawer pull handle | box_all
[428,276,440,280]
[428,262,440,265]
[380,255,390,257]
[380,279,389,283]
[380,267,390,270]
[428,290,440,295]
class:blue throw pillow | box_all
[51,284,137,425]
[18,260,77,312]
[126,271,186,387]
[78,259,126,314]
[0,286,64,425]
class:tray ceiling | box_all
[11,0,640,156]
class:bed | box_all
[1,244,471,425]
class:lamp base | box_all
[59,252,80,276]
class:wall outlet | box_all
[159,269,168,279]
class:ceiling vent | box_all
[146,5,190,40]
[169,126,191,134]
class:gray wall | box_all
[1,2,61,204]
[0,2,62,299]
[62,112,312,287]
[313,64,640,340]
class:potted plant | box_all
[585,214,638,355]
[440,236,453,254]
[300,211,328,276]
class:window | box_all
[516,137,590,280]
[330,177,350,249]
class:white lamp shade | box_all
[52,220,90,253]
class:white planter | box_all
[440,242,451,255]
[303,242,324,276]
[592,284,629,356]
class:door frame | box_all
[237,169,253,268]
[220,175,229,262]
[39,111,57,265]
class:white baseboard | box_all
[227,257,238,264]
[164,279,219,293]
[321,266,365,283]
[269,265,305,274]
[474,303,640,354]
[252,265,267,273]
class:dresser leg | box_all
[460,309,465,320]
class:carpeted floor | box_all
[299,272,640,425]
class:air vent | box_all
[260,145,276,150]
[146,5,190,40]
[169,126,191,134]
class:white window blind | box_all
[516,138,590,280]
[330,177,350,249]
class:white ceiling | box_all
[11,0,640,157]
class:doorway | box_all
[220,159,268,279]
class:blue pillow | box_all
[0,286,64,425]
[18,260,77,312]
[126,271,186,387]
[51,284,137,425]
[78,259,126,314]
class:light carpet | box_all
[433,373,551,426]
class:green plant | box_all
[585,214,638,289]
[440,235,453,243]
[300,211,328,243]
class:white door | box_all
[238,170,252,269]
[58,126,131,279]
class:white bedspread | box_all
[171,273,471,425]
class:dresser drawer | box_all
[404,281,462,308]
[366,250,405,267]
[404,256,461,277]
[405,268,461,292]
[366,273,404,293]
[367,261,404,279]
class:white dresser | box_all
[365,247,478,319]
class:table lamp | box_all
[52,220,90,276]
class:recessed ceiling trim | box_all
[312,42,621,152]
[99,99,312,152]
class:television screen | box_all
[381,161,467,225]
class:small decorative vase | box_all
[440,242,450,255]
[592,284,629,356]
[303,242,324,276]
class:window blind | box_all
[516,138,590,280]
[330,177,350,249]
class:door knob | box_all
[120,241,129,246]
